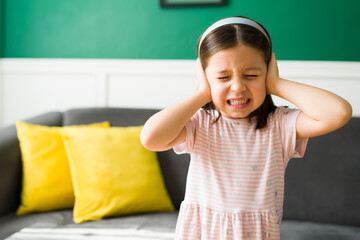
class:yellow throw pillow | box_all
[62,126,174,223]
[16,121,110,215]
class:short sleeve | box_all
[275,107,309,164]
[173,109,202,154]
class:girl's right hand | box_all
[196,58,212,103]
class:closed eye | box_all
[245,75,258,78]
[217,76,230,80]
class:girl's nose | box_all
[230,78,247,92]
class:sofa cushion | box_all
[63,108,191,210]
[280,220,360,240]
[283,117,360,226]
[62,126,174,223]
[63,107,158,127]
[0,210,178,240]
[4,213,360,240]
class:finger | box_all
[197,60,207,79]
[270,53,279,76]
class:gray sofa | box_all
[0,107,359,239]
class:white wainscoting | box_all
[0,58,359,128]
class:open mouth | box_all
[227,99,250,106]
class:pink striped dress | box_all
[173,107,308,240]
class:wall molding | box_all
[2,58,360,77]
[0,58,359,127]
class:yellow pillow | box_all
[16,121,110,215]
[62,126,174,223]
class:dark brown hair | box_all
[198,16,277,129]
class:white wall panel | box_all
[0,73,3,127]
[0,59,359,128]
[108,74,196,109]
[2,73,97,126]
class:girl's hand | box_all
[196,58,212,103]
[263,52,352,139]
[266,53,281,95]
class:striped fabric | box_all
[173,107,308,240]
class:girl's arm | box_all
[266,53,353,139]
[140,59,211,151]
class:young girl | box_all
[140,16,352,240]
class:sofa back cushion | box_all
[283,117,360,226]
[63,108,190,210]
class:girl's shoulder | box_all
[268,106,297,119]
[194,108,219,121]
[267,106,302,129]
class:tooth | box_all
[230,99,248,105]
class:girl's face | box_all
[205,44,267,119]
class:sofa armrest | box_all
[0,112,63,217]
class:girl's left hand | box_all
[266,52,280,95]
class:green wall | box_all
[0,0,3,57]
[1,0,360,60]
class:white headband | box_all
[198,17,271,56]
